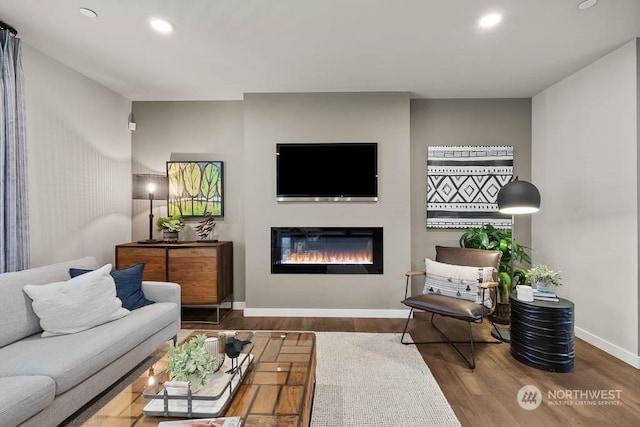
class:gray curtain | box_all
[0,30,29,272]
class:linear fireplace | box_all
[271,227,383,274]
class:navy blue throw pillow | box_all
[69,263,154,311]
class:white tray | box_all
[143,352,253,418]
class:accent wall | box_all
[243,92,411,317]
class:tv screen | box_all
[276,143,378,202]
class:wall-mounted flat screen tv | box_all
[276,142,378,202]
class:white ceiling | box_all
[1,0,638,101]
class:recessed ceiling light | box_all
[79,8,98,18]
[478,13,502,29]
[577,0,598,10]
[150,18,173,33]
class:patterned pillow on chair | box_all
[423,258,495,308]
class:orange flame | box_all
[283,250,372,265]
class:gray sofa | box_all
[0,257,181,427]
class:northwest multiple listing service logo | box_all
[518,385,623,410]
[518,385,543,410]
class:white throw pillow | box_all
[423,258,495,307]
[23,264,130,337]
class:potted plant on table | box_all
[526,264,562,292]
[459,224,531,323]
[166,334,216,392]
[157,214,185,243]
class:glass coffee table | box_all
[85,331,316,426]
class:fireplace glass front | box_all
[271,227,383,274]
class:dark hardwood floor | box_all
[183,309,640,427]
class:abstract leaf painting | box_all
[167,161,224,217]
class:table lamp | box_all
[133,174,167,244]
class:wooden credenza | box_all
[115,241,233,306]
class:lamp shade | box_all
[132,174,168,200]
[497,179,541,214]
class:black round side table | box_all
[510,292,575,372]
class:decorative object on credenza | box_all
[490,177,541,342]
[195,212,217,242]
[426,146,513,229]
[167,161,224,217]
[157,215,185,243]
[133,174,168,244]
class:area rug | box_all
[310,332,461,427]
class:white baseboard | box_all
[242,307,410,318]
[232,301,246,310]
[575,326,640,369]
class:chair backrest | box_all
[435,246,502,280]
[434,246,502,313]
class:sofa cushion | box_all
[0,257,98,347]
[23,264,130,337]
[0,301,178,394]
[0,376,56,427]
[70,262,154,311]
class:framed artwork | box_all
[426,146,512,229]
[167,161,224,217]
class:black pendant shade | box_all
[497,179,541,214]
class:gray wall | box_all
[532,39,639,367]
[409,99,532,295]
[131,101,246,300]
[23,45,132,267]
[243,92,411,316]
[129,96,532,314]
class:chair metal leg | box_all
[429,315,476,369]
[401,308,414,344]
[468,322,475,368]
[399,311,502,369]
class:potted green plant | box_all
[526,264,562,292]
[459,224,531,323]
[167,334,216,390]
[157,214,185,242]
